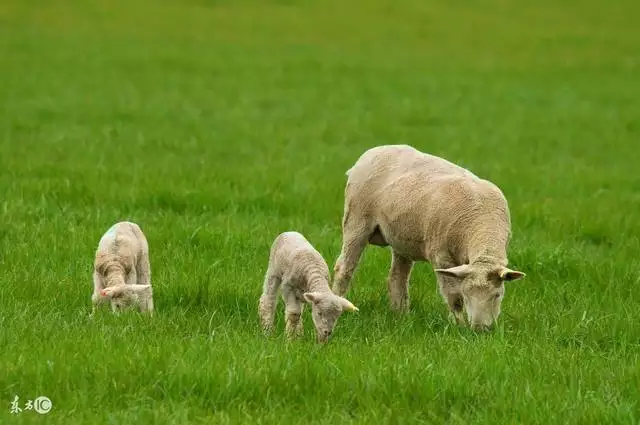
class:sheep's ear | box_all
[303,292,322,304]
[338,297,359,312]
[498,268,526,282]
[128,284,152,293]
[100,285,126,298]
[434,264,472,279]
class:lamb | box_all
[91,221,154,315]
[258,231,359,343]
[332,144,525,330]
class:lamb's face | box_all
[303,291,359,343]
[101,284,151,311]
[435,263,525,331]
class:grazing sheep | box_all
[259,231,359,343]
[332,145,525,330]
[92,221,154,315]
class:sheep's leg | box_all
[111,302,120,315]
[282,284,304,339]
[258,268,281,335]
[136,251,151,286]
[134,253,154,315]
[436,271,466,326]
[90,271,104,316]
[388,251,413,313]
[126,269,137,286]
[295,304,305,335]
[139,291,154,316]
[332,204,372,296]
[333,239,369,296]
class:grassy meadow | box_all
[1,0,639,423]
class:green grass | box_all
[1,0,639,423]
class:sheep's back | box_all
[270,232,329,281]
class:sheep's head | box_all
[100,284,152,311]
[434,264,525,331]
[303,291,359,343]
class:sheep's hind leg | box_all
[258,268,281,335]
[388,251,413,313]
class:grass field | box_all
[1,0,640,423]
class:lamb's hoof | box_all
[448,311,466,327]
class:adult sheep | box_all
[332,145,525,330]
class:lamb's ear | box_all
[100,285,126,298]
[127,284,152,293]
[338,297,359,312]
[498,268,526,282]
[434,264,472,279]
[303,292,323,304]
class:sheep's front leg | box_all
[282,285,304,339]
[111,302,121,315]
[436,273,466,326]
[332,207,372,296]
[91,271,104,316]
[388,251,413,313]
[258,268,281,335]
[126,268,138,286]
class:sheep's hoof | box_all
[448,311,466,326]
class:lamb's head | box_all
[435,263,525,331]
[303,291,359,343]
[100,284,152,311]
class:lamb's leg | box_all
[135,252,154,314]
[332,204,372,296]
[388,251,413,313]
[136,251,151,286]
[258,268,281,335]
[126,269,137,286]
[295,304,305,335]
[282,284,304,339]
[139,290,154,316]
[436,272,466,326]
[90,271,104,316]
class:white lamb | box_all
[92,221,154,315]
[332,145,525,330]
[258,231,359,343]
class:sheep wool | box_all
[332,145,525,330]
